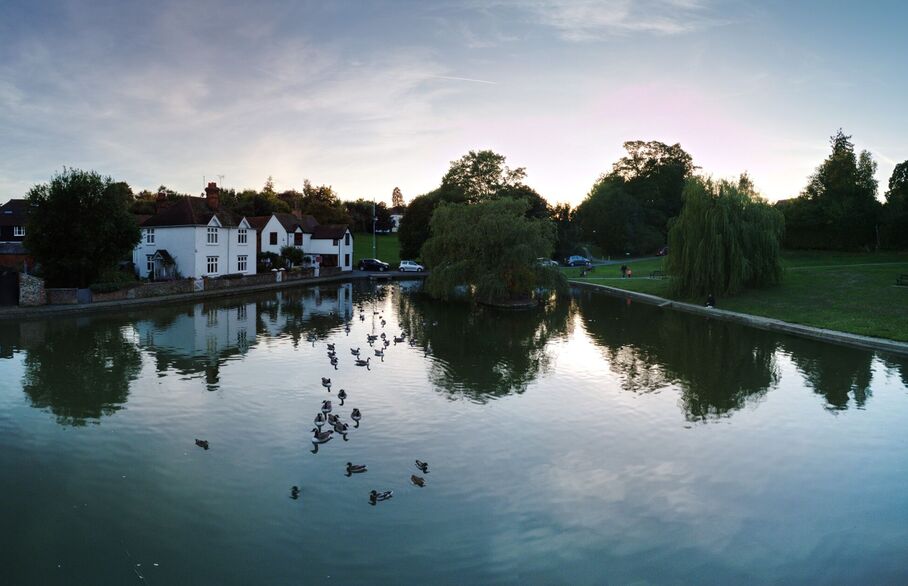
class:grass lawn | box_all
[568,251,908,342]
[353,232,401,267]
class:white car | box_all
[398,260,425,272]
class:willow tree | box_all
[666,176,784,298]
[421,198,566,305]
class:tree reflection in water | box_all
[575,289,781,421]
[21,318,141,426]
[397,291,572,401]
[780,337,874,410]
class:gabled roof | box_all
[249,213,320,234]
[247,216,270,232]
[142,196,242,228]
[312,225,350,240]
[152,249,176,265]
[134,214,153,227]
[0,199,28,227]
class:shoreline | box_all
[570,279,908,357]
[0,271,427,321]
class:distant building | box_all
[0,199,32,269]
[248,212,353,272]
[389,206,405,233]
[132,183,256,280]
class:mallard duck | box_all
[314,412,327,427]
[415,460,429,473]
[321,400,332,414]
[411,475,426,487]
[195,439,209,450]
[321,377,331,388]
[355,357,371,367]
[311,427,333,444]
[351,408,362,421]
[369,490,393,503]
[346,462,367,474]
[351,347,360,356]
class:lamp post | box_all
[372,198,377,259]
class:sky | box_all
[1,0,906,206]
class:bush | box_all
[280,245,305,266]
[257,252,285,272]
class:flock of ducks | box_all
[195,297,430,505]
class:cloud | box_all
[492,0,723,41]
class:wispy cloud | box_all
[491,0,723,41]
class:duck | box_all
[415,460,429,473]
[355,357,371,367]
[321,400,332,415]
[314,412,327,427]
[374,348,384,357]
[333,421,350,434]
[411,475,426,487]
[351,347,361,356]
[327,413,340,425]
[290,485,300,499]
[383,339,390,348]
[195,439,210,450]
[393,335,405,344]
[380,332,387,339]
[381,319,387,327]
[337,389,347,404]
[311,427,333,444]
[321,377,331,388]
[346,462,367,474]
[351,408,362,422]
[367,334,378,343]
[326,343,335,352]
[408,338,417,347]
[327,350,336,358]
[369,490,393,504]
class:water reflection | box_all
[780,337,874,410]
[577,289,782,420]
[398,292,572,401]
[21,318,141,425]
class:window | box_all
[145,228,154,244]
[146,255,154,274]
[207,256,218,275]
[238,229,247,244]
[294,232,303,246]
[207,308,218,326]
[237,329,248,351]
[14,226,25,237]
[269,232,278,245]
[344,254,350,267]
[237,255,247,272]
[345,233,350,246]
[207,227,218,244]
[332,239,338,246]
[237,305,247,321]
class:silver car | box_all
[398,260,425,272]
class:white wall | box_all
[308,230,353,271]
[134,219,255,279]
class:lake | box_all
[1,280,907,584]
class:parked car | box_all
[358,258,390,271]
[398,260,425,272]
[564,255,592,267]
[537,257,559,267]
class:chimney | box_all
[205,182,220,211]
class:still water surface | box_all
[1,281,907,584]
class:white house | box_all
[248,212,353,272]
[133,183,256,280]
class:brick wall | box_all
[45,288,78,305]
[18,273,46,306]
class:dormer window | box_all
[238,229,247,244]
[14,226,25,237]
[145,228,155,244]
[207,227,218,244]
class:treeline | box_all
[399,131,908,263]
[131,177,398,232]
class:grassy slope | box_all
[352,233,401,266]
[569,252,908,342]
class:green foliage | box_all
[441,150,527,203]
[551,203,582,260]
[398,191,440,259]
[421,198,566,303]
[25,169,141,287]
[780,130,881,250]
[345,199,392,233]
[280,245,305,265]
[391,187,404,209]
[575,141,693,255]
[258,251,285,271]
[881,160,908,249]
[233,188,291,217]
[666,176,784,297]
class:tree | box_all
[575,175,662,255]
[391,187,404,209]
[25,169,141,287]
[881,160,908,249]
[398,191,440,259]
[551,203,582,261]
[297,180,351,225]
[421,198,566,304]
[666,176,784,298]
[781,130,880,250]
[441,149,527,203]
[345,199,392,233]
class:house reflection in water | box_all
[258,284,354,342]
[134,301,258,389]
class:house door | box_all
[0,271,19,306]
